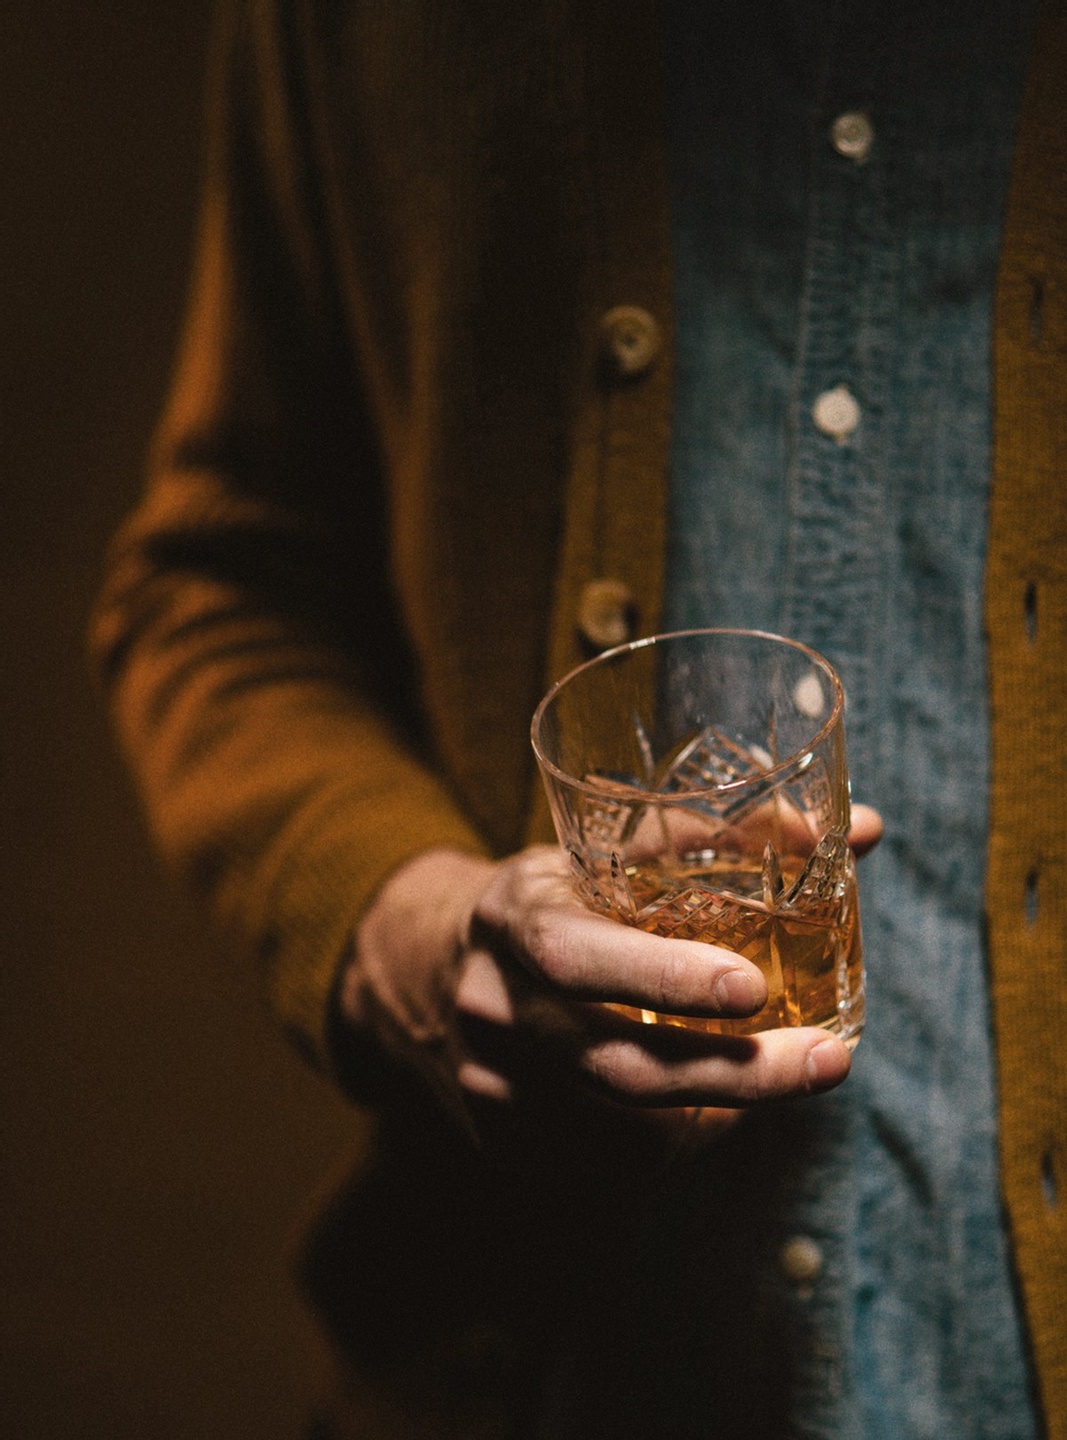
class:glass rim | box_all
[530,627,845,802]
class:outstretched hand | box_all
[346,806,882,1161]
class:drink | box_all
[612,849,865,1046]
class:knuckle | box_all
[470,871,508,934]
[583,1039,665,1104]
[523,909,570,985]
[652,943,691,1009]
[731,1036,813,1103]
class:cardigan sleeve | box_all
[90,0,489,1089]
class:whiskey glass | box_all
[531,629,865,1046]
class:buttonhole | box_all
[1024,581,1038,643]
[1029,276,1045,348]
[1025,864,1040,926]
[1041,1149,1058,1210]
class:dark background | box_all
[2,6,360,1435]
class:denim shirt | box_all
[659,0,1039,1435]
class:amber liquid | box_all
[617,854,865,1046]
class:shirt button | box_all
[779,1235,824,1289]
[792,671,826,719]
[599,305,662,380]
[576,578,637,651]
[812,384,861,442]
[830,111,874,162]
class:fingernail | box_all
[805,1037,850,1092]
[714,967,762,1014]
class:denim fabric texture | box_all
[660,0,1039,1435]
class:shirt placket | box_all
[782,80,899,779]
[775,39,901,1440]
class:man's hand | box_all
[451,846,844,1107]
[343,805,882,1158]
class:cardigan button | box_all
[779,1235,824,1293]
[577,578,637,651]
[599,305,662,380]
[830,111,875,163]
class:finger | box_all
[474,849,768,1017]
[578,1017,852,1109]
[452,947,588,1101]
[849,804,884,857]
[511,904,768,1016]
[455,1058,513,1102]
[453,960,850,1132]
[455,946,621,1098]
[454,949,756,1112]
[624,794,818,866]
[454,946,516,1025]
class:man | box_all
[94,0,1067,1434]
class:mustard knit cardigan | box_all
[94,0,1067,1428]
